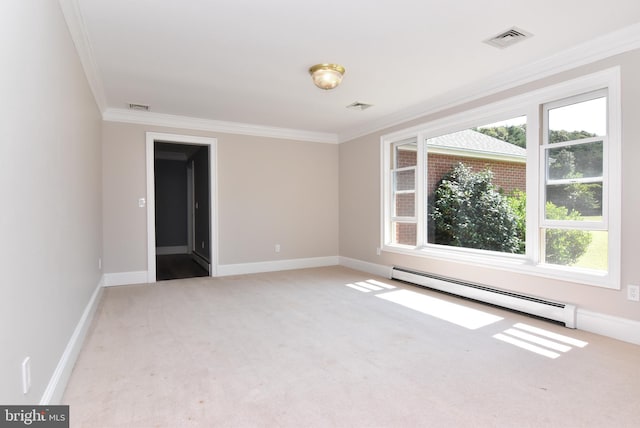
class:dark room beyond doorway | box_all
[154,142,211,281]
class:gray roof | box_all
[427,129,526,158]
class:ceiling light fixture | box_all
[309,63,345,90]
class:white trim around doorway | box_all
[145,132,218,283]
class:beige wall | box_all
[340,49,640,321]
[102,122,339,273]
[0,1,103,403]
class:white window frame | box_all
[380,67,621,289]
[388,139,420,247]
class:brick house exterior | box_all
[395,129,526,245]
[427,153,526,195]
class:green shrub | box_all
[429,163,521,253]
[507,190,526,254]
[507,194,592,265]
[544,202,592,265]
[430,163,592,264]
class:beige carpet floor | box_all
[63,266,640,427]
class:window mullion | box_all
[416,134,426,247]
[527,105,540,264]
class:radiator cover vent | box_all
[391,267,576,328]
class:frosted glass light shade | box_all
[309,64,345,90]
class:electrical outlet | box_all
[22,357,31,394]
[376,247,382,256]
[275,244,281,253]
[628,284,640,302]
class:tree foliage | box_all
[429,163,521,253]
[428,126,599,265]
[507,190,527,254]
[547,142,602,217]
[476,125,526,148]
[548,129,596,144]
[505,192,593,265]
[544,202,593,265]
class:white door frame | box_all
[145,132,218,283]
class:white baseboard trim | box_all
[576,309,640,345]
[217,256,339,277]
[339,256,393,278]
[103,271,148,287]
[339,256,640,345]
[40,277,104,404]
[156,245,188,255]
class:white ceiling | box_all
[63,0,640,142]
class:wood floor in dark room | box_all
[156,254,209,281]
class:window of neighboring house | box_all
[381,68,621,289]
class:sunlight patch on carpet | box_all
[365,279,396,289]
[494,333,561,359]
[493,323,589,359]
[376,289,503,330]
[355,281,384,291]
[344,279,396,293]
[513,323,588,348]
[345,283,372,292]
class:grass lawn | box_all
[574,217,608,270]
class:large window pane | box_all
[547,141,603,180]
[426,117,526,254]
[548,96,606,141]
[544,229,607,271]
[545,106,605,222]
[545,184,602,220]
[382,71,619,288]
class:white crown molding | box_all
[103,108,339,144]
[60,0,337,144]
[61,0,640,146]
[58,0,107,112]
[338,22,640,143]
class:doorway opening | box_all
[146,133,218,283]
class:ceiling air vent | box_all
[484,27,532,49]
[128,103,149,111]
[346,101,373,111]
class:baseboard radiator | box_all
[391,267,576,328]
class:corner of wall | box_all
[40,279,104,404]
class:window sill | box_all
[382,244,617,290]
